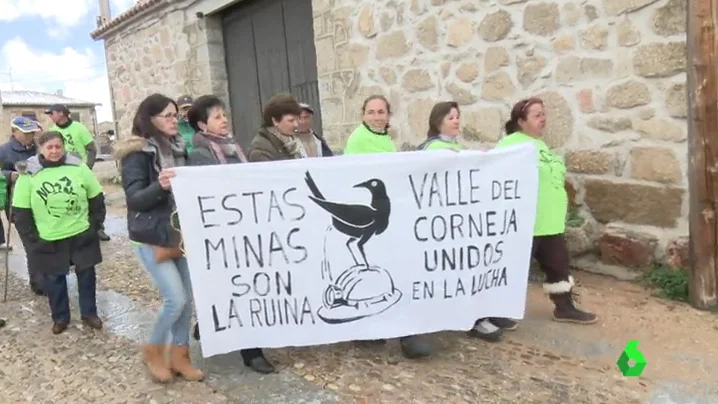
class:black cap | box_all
[299,102,313,114]
[177,95,193,108]
[44,104,69,115]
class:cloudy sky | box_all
[0,0,136,122]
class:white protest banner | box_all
[171,143,538,358]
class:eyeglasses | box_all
[156,113,179,120]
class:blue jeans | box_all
[44,267,98,323]
[133,244,194,346]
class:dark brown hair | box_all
[504,97,544,134]
[132,93,178,139]
[188,95,225,132]
[262,93,302,128]
[427,101,459,138]
[37,131,64,146]
[361,95,391,115]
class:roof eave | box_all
[90,0,166,41]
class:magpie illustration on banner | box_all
[304,171,391,268]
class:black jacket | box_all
[0,136,37,183]
[114,135,184,247]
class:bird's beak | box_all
[353,180,369,189]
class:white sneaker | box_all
[467,318,503,342]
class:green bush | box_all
[642,265,689,302]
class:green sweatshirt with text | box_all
[12,154,103,241]
[496,131,567,236]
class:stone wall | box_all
[313,0,689,270]
[101,0,228,140]
[1,106,96,142]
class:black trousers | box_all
[531,234,573,294]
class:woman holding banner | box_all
[496,98,597,325]
[114,93,204,383]
[247,93,308,161]
[342,95,432,360]
[415,101,518,342]
[187,95,275,375]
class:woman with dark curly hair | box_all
[247,93,307,161]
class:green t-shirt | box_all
[178,119,195,153]
[417,137,463,151]
[496,132,567,236]
[344,124,396,155]
[50,121,95,163]
[12,155,103,241]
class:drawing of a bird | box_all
[304,171,391,268]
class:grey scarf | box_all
[147,135,186,170]
[267,127,308,159]
[192,131,247,164]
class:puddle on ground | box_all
[102,215,128,237]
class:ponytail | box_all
[504,119,519,135]
[506,97,544,135]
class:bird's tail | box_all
[304,170,325,200]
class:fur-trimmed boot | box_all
[545,276,598,324]
[169,346,204,381]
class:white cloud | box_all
[0,0,95,27]
[0,0,136,36]
[0,37,113,122]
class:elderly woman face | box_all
[40,136,65,162]
[273,114,299,136]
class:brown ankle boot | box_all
[142,345,172,383]
[169,345,204,381]
[550,292,598,324]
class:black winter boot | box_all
[241,348,275,374]
[550,292,597,324]
[0,318,5,328]
[545,276,597,324]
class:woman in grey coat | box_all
[186,95,275,374]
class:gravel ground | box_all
[0,178,716,403]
